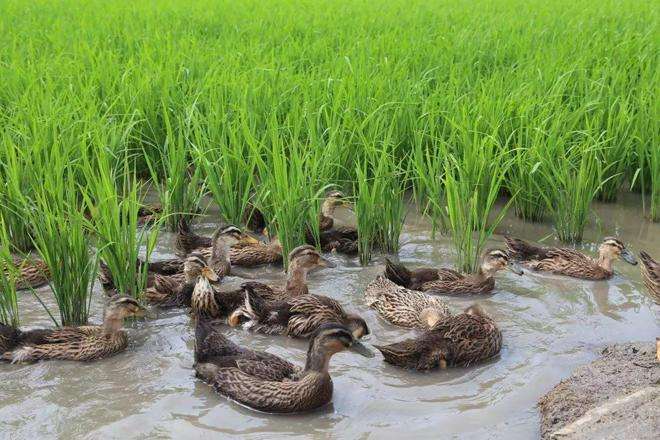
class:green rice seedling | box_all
[408,118,447,235]
[29,172,97,326]
[190,109,257,228]
[0,137,33,252]
[247,111,332,267]
[82,149,160,298]
[354,115,408,265]
[0,216,20,328]
[443,146,512,274]
[144,104,207,231]
[534,136,608,243]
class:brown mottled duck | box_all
[228,285,369,340]
[194,319,373,413]
[505,236,637,280]
[2,256,50,291]
[374,304,501,370]
[190,245,334,320]
[385,249,523,295]
[639,251,659,302]
[364,276,450,329]
[1,296,146,363]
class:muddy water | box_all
[2,194,659,439]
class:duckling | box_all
[385,249,523,295]
[505,236,637,280]
[364,276,450,329]
[175,218,259,257]
[1,296,146,363]
[194,320,373,413]
[228,285,369,340]
[374,304,501,370]
[639,251,659,302]
[3,256,50,290]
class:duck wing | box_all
[364,276,449,329]
[432,313,502,366]
[640,251,660,299]
[375,334,446,370]
[208,368,331,413]
[286,295,346,337]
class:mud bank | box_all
[539,342,659,439]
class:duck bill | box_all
[350,341,375,358]
[201,267,219,282]
[317,257,336,269]
[508,262,524,276]
[620,249,638,265]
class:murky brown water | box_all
[2,194,659,439]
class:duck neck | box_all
[212,241,231,266]
[597,252,614,273]
[102,312,124,336]
[286,262,309,296]
[470,266,491,282]
[321,199,336,218]
[304,343,332,373]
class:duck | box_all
[100,225,244,297]
[305,191,358,254]
[364,276,450,329]
[175,218,282,267]
[504,236,637,280]
[317,190,351,232]
[374,304,501,370]
[228,285,370,340]
[385,249,523,295]
[175,218,260,257]
[144,252,208,307]
[190,245,335,319]
[194,319,373,413]
[1,296,146,363]
[2,256,50,290]
[639,251,659,302]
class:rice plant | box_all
[534,136,608,243]
[190,108,257,227]
[354,117,408,265]
[0,216,20,328]
[443,144,513,273]
[0,137,33,252]
[144,104,207,231]
[82,150,160,298]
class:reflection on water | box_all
[1,194,659,439]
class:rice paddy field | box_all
[0,0,658,438]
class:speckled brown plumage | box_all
[384,249,519,295]
[194,322,368,413]
[3,256,50,290]
[375,305,502,370]
[639,251,660,302]
[505,236,637,280]
[364,276,450,329]
[1,296,145,363]
[234,288,369,340]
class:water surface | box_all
[2,194,658,439]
